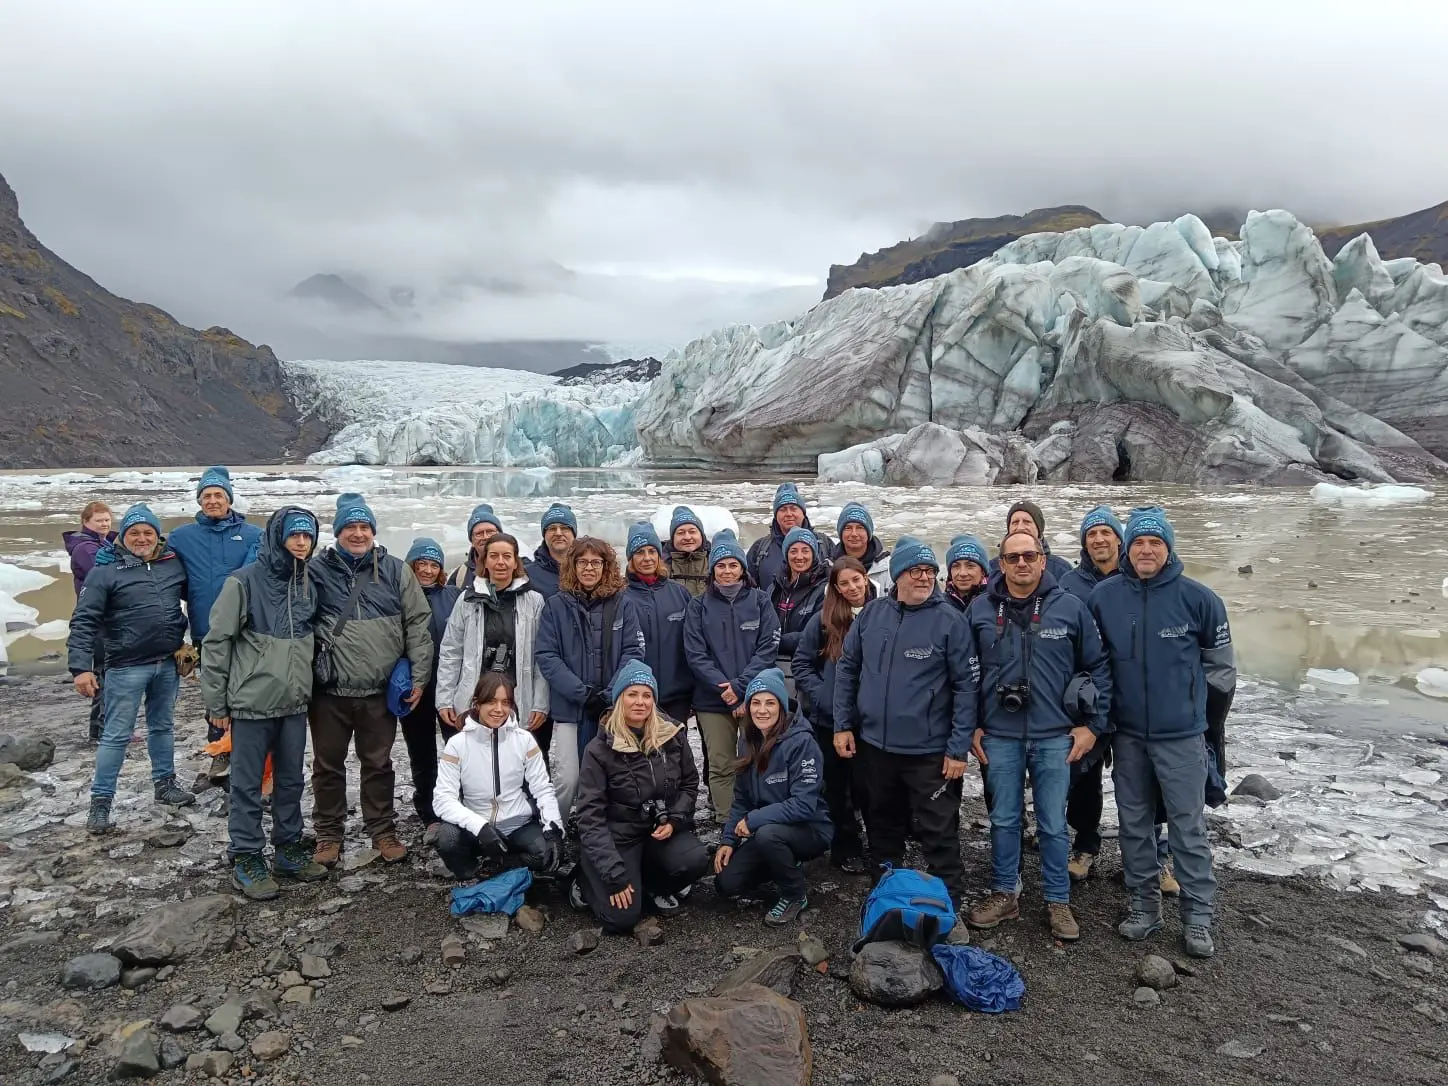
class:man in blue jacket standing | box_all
[169,466,262,782]
[747,483,833,591]
[963,530,1112,942]
[525,502,576,599]
[833,537,976,908]
[1089,507,1235,959]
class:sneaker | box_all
[272,841,328,883]
[375,834,408,864]
[313,840,342,868]
[1182,923,1215,959]
[651,893,681,916]
[1068,851,1096,882]
[153,776,197,807]
[1117,910,1163,941]
[423,822,442,847]
[208,753,231,781]
[764,897,807,926]
[1160,860,1181,896]
[568,878,588,911]
[1047,902,1080,942]
[231,853,280,901]
[967,892,1020,930]
[86,797,112,835]
[836,855,872,876]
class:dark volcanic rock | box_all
[661,983,811,1086]
[0,732,54,770]
[110,895,237,966]
[849,942,945,1007]
[0,171,315,467]
[713,949,804,998]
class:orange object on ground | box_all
[203,733,273,795]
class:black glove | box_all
[474,822,508,859]
[583,688,609,720]
[541,827,564,874]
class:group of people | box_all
[65,473,1235,960]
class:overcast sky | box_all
[4,0,1446,359]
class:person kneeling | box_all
[432,674,564,880]
[714,668,832,925]
[574,661,710,934]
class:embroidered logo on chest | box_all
[1039,626,1068,640]
[740,620,760,631]
[903,646,936,660]
[1159,624,1189,639]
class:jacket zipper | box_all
[490,727,501,824]
[881,604,899,749]
[1141,584,1150,739]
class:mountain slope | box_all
[1317,200,1448,267]
[0,172,314,468]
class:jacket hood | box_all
[263,506,317,576]
[531,543,560,572]
[467,575,534,607]
[461,714,525,737]
[1123,550,1185,588]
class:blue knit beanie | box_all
[282,510,318,540]
[333,492,377,533]
[1080,504,1124,544]
[889,536,939,582]
[540,503,578,535]
[1124,506,1175,553]
[782,526,821,564]
[467,503,502,538]
[669,506,705,539]
[772,482,805,514]
[836,501,875,539]
[197,465,233,501]
[744,667,790,711]
[945,534,989,573]
[708,529,748,573]
[406,537,445,566]
[118,502,162,539]
[609,659,658,704]
[626,521,662,559]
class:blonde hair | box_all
[602,695,673,755]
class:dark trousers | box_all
[435,819,548,880]
[86,635,107,739]
[398,684,458,825]
[815,725,865,862]
[1068,757,1104,855]
[714,822,829,901]
[859,741,965,902]
[533,717,555,774]
[578,828,710,934]
[309,693,397,842]
[228,713,307,858]
[660,698,693,726]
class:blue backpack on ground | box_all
[930,944,1026,1013]
[853,865,956,952]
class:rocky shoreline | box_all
[1,676,1445,1086]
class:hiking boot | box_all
[1068,851,1096,882]
[1117,910,1163,941]
[1160,860,1181,896]
[86,797,112,835]
[1047,902,1080,942]
[1182,923,1215,959]
[208,753,231,781]
[650,893,681,916]
[568,877,588,911]
[272,841,328,883]
[153,776,197,807]
[423,822,442,848]
[764,897,807,926]
[231,853,280,901]
[835,855,872,876]
[375,834,408,863]
[967,892,1020,930]
[313,840,342,868]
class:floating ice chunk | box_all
[0,590,39,634]
[0,563,55,596]
[1305,668,1360,687]
[26,619,70,641]
[648,505,738,542]
[1310,482,1433,506]
[1415,668,1448,698]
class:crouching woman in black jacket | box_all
[714,667,833,925]
[573,661,710,934]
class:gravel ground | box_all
[1,675,1445,1086]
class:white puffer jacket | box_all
[435,576,548,722]
[433,716,562,836]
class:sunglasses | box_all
[1001,551,1042,565]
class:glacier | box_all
[285,359,649,468]
[635,210,1448,486]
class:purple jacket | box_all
[63,528,115,596]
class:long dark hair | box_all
[820,556,870,662]
[736,695,789,774]
[470,672,516,718]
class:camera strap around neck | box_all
[996,595,1042,671]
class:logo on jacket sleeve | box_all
[1214,620,1231,646]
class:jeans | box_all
[714,822,829,901]
[229,713,307,857]
[552,723,581,820]
[857,741,965,903]
[695,711,740,818]
[577,828,711,934]
[91,660,179,799]
[1113,733,1216,925]
[982,734,1072,903]
[309,693,398,842]
[435,819,549,880]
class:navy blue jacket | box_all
[535,587,646,723]
[989,540,1073,584]
[683,585,781,714]
[1059,548,1119,602]
[524,545,562,599]
[833,590,976,759]
[944,582,986,613]
[965,572,1112,739]
[791,613,836,728]
[421,582,462,681]
[747,519,834,592]
[770,562,828,663]
[721,714,833,847]
[67,540,189,673]
[169,511,263,641]
[1087,554,1236,742]
[625,573,694,704]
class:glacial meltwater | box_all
[1,466,1445,914]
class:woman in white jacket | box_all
[436,533,549,742]
[433,672,564,879]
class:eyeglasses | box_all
[575,558,604,570]
[1001,551,1042,565]
[904,567,936,579]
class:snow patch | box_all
[0,563,54,597]
[1415,668,1448,698]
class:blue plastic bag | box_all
[930,944,1026,1013]
[386,658,413,719]
[449,867,532,917]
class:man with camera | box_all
[962,529,1112,942]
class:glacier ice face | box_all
[286,359,649,468]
